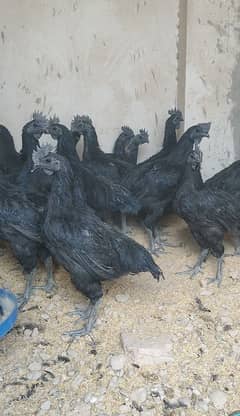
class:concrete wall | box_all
[184,0,240,178]
[0,0,240,177]
[0,0,178,160]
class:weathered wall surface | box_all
[1,0,240,176]
[184,0,240,178]
[0,0,178,160]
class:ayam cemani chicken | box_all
[174,147,240,286]
[33,143,163,337]
[135,108,184,171]
[204,159,240,194]
[113,126,149,164]
[122,123,211,254]
[0,179,54,308]
[71,115,134,183]
[0,112,47,178]
[0,114,55,307]
[47,117,140,233]
[0,112,52,207]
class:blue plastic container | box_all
[0,288,18,339]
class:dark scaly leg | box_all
[65,299,101,338]
[177,249,209,277]
[33,257,57,293]
[17,268,36,309]
[65,275,103,338]
[208,255,224,287]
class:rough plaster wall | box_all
[0,0,178,160]
[184,0,240,179]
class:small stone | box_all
[41,314,49,321]
[121,332,173,365]
[110,354,126,371]
[24,329,32,337]
[131,387,147,404]
[115,294,129,303]
[29,361,42,372]
[84,393,98,404]
[41,401,51,411]
[209,390,227,409]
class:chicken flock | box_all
[0,109,237,337]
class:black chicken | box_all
[113,126,149,164]
[0,178,54,307]
[34,147,163,337]
[204,160,240,194]
[135,108,184,171]
[174,150,240,286]
[123,123,211,253]
[0,112,48,179]
[0,125,22,175]
[48,119,140,232]
[71,115,133,182]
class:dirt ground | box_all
[0,215,240,416]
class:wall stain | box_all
[216,38,224,53]
[207,20,228,37]
[1,31,5,44]
[35,97,41,104]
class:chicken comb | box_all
[32,142,57,167]
[32,111,48,126]
[71,114,93,130]
[121,126,134,137]
[168,108,178,115]
[168,108,183,119]
[48,115,60,127]
[139,128,149,140]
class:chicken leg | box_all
[64,299,101,338]
[208,255,224,287]
[177,249,209,277]
[17,268,36,309]
[33,257,57,293]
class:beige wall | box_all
[0,0,178,160]
[184,0,240,178]
[0,0,240,177]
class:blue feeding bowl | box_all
[0,288,18,339]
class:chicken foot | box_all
[146,228,166,255]
[65,299,101,338]
[208,255,224,287]
[33,257,57,293]
[176,249,209,277]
